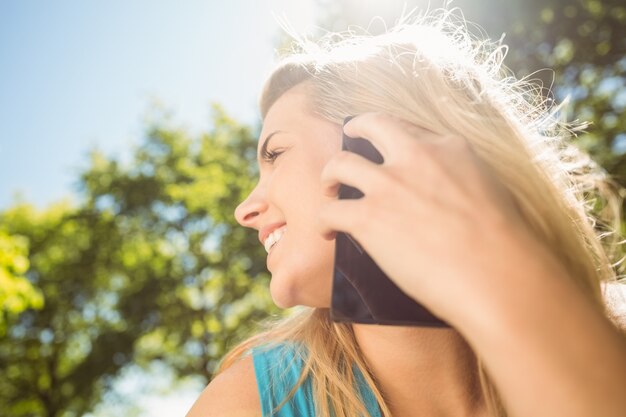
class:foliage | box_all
[0,105,281,417]
[0,229,43,336]
[0,200,140,417]
[2,1,625,416]
[78,104,283,378]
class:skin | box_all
[320,96,626,416]
[234,83,341,309]
[189,82,626,416]
[233,83,488,416]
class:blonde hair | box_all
[218,8,626,417]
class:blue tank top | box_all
[251,342,382,417]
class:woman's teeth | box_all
[264,226,287,253]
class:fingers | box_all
[343,112,436,163]
[317,198,364,240]
[319,150,386,240]
[320,150,386,199]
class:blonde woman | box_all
[186,10,626,417]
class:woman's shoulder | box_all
[185,354,261,417]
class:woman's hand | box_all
[318,112,626,417]
[317,112,560,325]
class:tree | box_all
[0,229,43,336]
[78,104,281,380]
[0,201,132,417]
[5,2,624,415]
[0,105,280,416]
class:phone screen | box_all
[330,116,451,327]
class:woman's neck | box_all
[352,323,490,417]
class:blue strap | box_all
[251,342,381,417]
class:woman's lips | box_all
[264,226,287,253]
[266,232,284,269]
[259,221,287,246]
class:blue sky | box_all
[0,0,317,211]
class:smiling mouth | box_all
[264,226,287,253]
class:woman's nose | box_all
[234,187,268,228]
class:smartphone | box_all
[330,116,451,327]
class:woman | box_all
[186,10,626,417]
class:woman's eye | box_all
[262,148,285,164]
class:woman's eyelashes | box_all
[262,147,285,164]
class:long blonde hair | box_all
[218,9,626,417]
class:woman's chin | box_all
[269,276,298,308]
[269,275,331,309]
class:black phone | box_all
[330,116,451,327]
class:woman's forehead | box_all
[260,94,314,139]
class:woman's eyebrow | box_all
[258,130,286,162]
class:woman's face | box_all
[234,84,342,308]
